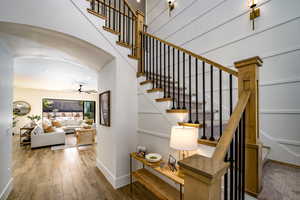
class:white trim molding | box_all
[96,159,130,189]
[0,178,13,200]
[276,139,300,148]
[260,109,300,115]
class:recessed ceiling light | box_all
[137,0,140,2]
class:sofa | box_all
[60,119,84,134]
[31,126,65,148]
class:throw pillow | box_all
[52,121,62,127]
[42,123,49,130]
[32,126,44,135]
[44,126,55,133]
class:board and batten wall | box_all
[138,0,300,166]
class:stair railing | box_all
[89,0,144,59]
[140,31,238,143]
[139,31,263,200]
[177,57,263,200]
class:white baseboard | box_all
[96,159,130,189]
[0,178,13,200]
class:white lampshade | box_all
[170,126,198,151]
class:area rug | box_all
[51,143,93,150]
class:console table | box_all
[130,152,184,200]
[75,128,96,145]
[20,126,35,146]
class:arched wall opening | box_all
[0,20,137,198]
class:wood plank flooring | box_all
[7,135,299,200]
[8,135,159,200]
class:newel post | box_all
[234,56,263,197]
[178,155,229,200]
[135,10,144,74]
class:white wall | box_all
[143,0,300,166]
[13,87,98,133]
[0,45,13,199]
[0,0,139,189]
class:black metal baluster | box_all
[152,38,155,88]
[219,70,222,138]
[101,1,104,17]
[160,42,162,88]
[118,0,121,41]
[182,53,186,109]
[97,0,99,13]
[239,119,243,200]
[163,44,166,98]
[188,55,192,123]
[210,65,214,141]
[113,0,116,30]
[149,37,152,82]
[177,50,180,109]
[229,74,233,200]
[202,61,206,139]
[235,127,239,200]
[224,170,228,200]
[172,48,175,109]
[91,0,95,10]
[242,112,246,200]
[108,0,111,28]
[127,9,130,44]
[131,15,134,55]
[144,35,149,80]
[195,59,199,124]
[168,46,171,97]
[156,40,158,88]
[122,4,125,42]
[140,32,144,74]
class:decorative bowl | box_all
[145,153,162,163]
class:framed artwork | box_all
[168,154,177,172]
[99,91,111,126]
[13,101,31,116]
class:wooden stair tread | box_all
[140,80,153,85]
[156,97,172,102]
[166,109,188,113]
[132,168,180,200]
[87,9,107,20]
[198,139,218,147]
[103,26,120,35]
[116,41,131,49]
[147,88,163,93]
[128,54,138,60]
[177,122,203,128]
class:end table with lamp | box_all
[129,126,198,200]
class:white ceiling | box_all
[14,57,98,91]
[0,22,114,91]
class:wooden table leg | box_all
[130,154,133,193]
[180,184,183,200]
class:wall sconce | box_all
[168,0,175,17]
[248,0,260,30]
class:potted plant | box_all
[27,115,41,127]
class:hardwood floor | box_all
[8,135,299,200]
[8,135,158,200]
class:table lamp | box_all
[170,126,198,160]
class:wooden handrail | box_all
[124,0,138,17]
[141,31,238,76]
[212,91,251,163]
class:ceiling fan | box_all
[78,84,98,94]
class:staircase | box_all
[86,1,263,200]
